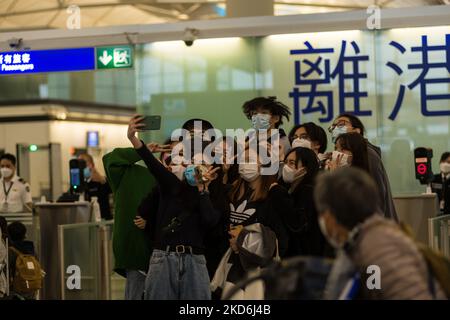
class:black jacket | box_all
[280,181,327,257]
[138,182,230,278]
[367,142,399,222]
[85,180,112,220]
[431,173,450,214]
[136,143,222,250]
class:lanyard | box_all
[2,180,14,203]
[338,272,360,300]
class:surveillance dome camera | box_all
[7,38,23,49]
[183,28,199,47]
[184,39,194,47]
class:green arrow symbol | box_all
[99,50,112,66]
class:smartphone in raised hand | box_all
[137,115,161,130]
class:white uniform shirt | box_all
[0,174,32,213]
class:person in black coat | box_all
[280,147,327,257]
[431,152,450,215]
[128,115,224,300]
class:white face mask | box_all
[331,125,348,143]
[440,162,450,175]
[332,151,350,167]
[0,167,13,178]
[282,165,306,184]
[318,216,342,249]
[170,165,186,181]
[291,138,312,150]
[239,163,260,182]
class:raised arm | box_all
[128,115,179,190]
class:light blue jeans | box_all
[125,269,146,300]
[143,249,211,300]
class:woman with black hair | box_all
[327,132,370,173]
[280,147,326,257]
[211,146,291,299]
[128,115,223,300]
[328,113,398,221]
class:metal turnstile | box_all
[393,193,440,246]
[34,202,91,300]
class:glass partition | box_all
[136,25,450,196]
[58,221,125,300]
[428,214,450,258]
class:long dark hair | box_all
[337,113,366,136]
[336,132,370,173]
[229,173,277,204]
[285,147,319,186]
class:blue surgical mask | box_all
[83,167,91,180]
[251,113,271,130]
[184,165,198,186]
[331,125,348,143]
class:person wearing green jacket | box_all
[103,147,156,300]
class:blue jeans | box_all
[144,249,211,300]
[125,269,146,300]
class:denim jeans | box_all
[143,249,211,300]
[125,269,146,300]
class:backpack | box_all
[399,223,450,299]
[9,246,42,294]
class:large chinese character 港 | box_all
[407,34,450,117]
[289,41,335,123]
[386,40,407,120]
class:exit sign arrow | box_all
[98,50,112,66]
[96,46,133,69]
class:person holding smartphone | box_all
[127,115,222,300]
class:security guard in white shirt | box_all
[0,153,33,213]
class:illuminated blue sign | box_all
[86,131,99,148]
[0,47,95,75]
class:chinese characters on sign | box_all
[0,48,96,75]
[0,53,33,72]
[0,46,133,75]
[289,34,450,124]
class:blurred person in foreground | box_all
[315,167,446,300]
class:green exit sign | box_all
[96,46,133,69]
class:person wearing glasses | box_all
[327,114,398,222]
[288,122,328,168]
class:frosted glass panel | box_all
[136,26,450,196]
